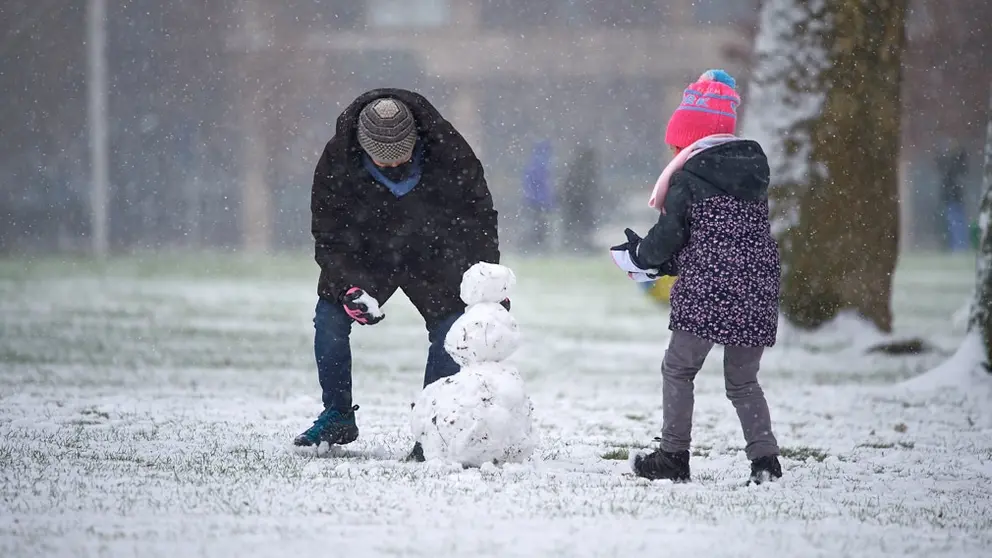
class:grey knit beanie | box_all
[357,98,417,165]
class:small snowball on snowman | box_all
[410,262,537,467]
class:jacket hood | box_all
[682,139,770,202]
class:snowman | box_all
[409,262,537,467]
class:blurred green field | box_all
[0,248,975,332]
[0,247,975,287]
[0,248,975,382]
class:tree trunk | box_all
[969,86,992,371]
[743,0,907,333]
[743,0,831,252]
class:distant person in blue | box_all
[936,139,970,252]
[521,139,554,252]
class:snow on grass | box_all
[901,332,985,391]
[1,252,991,557]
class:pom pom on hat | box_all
[698,69,736,90]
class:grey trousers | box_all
[660,330,780,460]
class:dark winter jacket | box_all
[311,88,500,303]
[636,140,780,347]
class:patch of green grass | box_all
[860,442,896,449]
[80,408,110,420]
[692,471,717,482]
[0,347,51,365]
[601,448,629,461]
[780,446,829,462]
[0,444,14,467]
[70,407,112,426]
[607,440,650,450]
[858,440,916,450]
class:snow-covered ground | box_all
[1,252,990,557]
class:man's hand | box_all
[341,287,385,325]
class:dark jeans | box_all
[313,297,462,412]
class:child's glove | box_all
[610,228,660,283]
[341,287,385,325]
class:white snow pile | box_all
[410,262,536,467]
[900,332,988,391]
[776,309,887,352]
[898,331,992,428]
[951,298,972,329]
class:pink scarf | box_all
[648,133,738,213]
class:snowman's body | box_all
[410,263,537,467]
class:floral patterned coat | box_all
[635,139,780,347]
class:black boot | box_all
[633,448,691,482]
[405,401,427,462]
[749,455,782,485]
[405,441,425,462]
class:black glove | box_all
[658,259,679,277]
[610,228,678,278]
[341,287,385,325]
[610,228,660,283]
[610,228,652,270]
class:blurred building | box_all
[10,0,989,256]
[0,1,792,254]
[228,0,759,251]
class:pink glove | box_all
[341,287,385,325]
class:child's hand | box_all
[610,228,661,282]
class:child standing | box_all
[610,69,782,484]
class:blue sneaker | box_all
[293,405,360,447]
